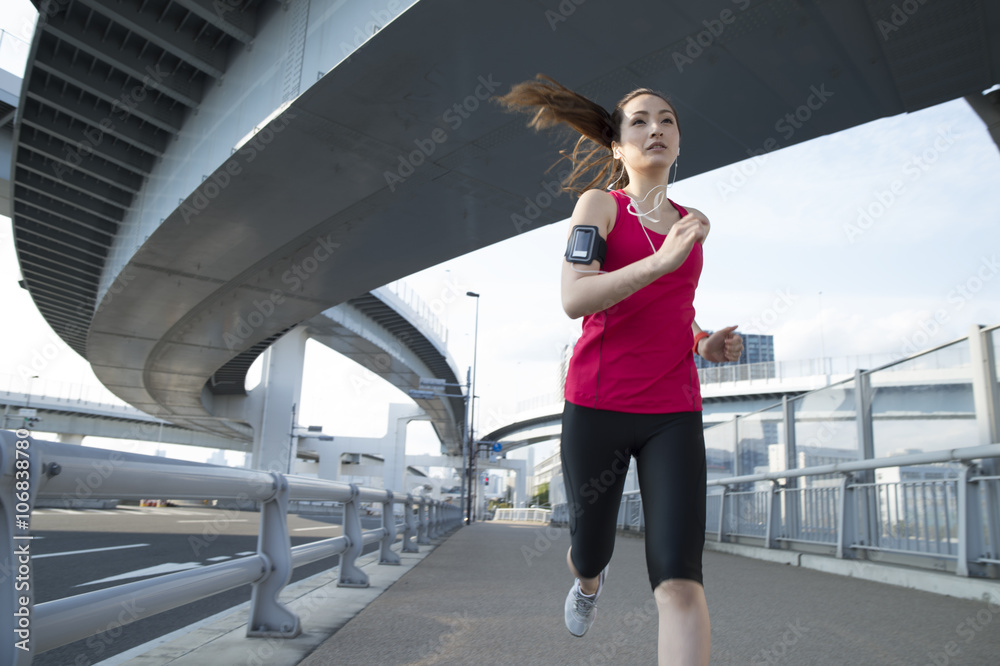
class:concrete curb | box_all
[95,532,457,665]
[704,540,1000,603]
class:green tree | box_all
[530,482,550,507]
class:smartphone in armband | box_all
[565,225,607,265]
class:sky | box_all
[3,0,1000,473]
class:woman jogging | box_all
[498,75,742,666]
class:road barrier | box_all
[0,435,461,664]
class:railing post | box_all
[338,484,369,588]
[430,500,441,539]
[855,369,875,476]
[379,491,400,565]
[248,473,300,638]
[417,499,430,545]
[957,463,986,578]
[765,480,782,549]
[717,485,730,543]
[836,473,858,559]
[733,415,743,477]
[969,324,1000,569]
[402,494,418,553]
[428,501,438,538]
[1,430,41,665]
[782,396,800,540]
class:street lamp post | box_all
[462,368,469,524]
[466,291,479,524]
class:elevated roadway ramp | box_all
[8,0,998,444]
[305,286,464,455]
[0,388,250,450]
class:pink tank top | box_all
[564,189,703,413]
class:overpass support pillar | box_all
[56,433,85,445]
[509,459,527,508]
[247,327,309,474]
[387,404,429,494]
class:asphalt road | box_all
[28,503,385,666]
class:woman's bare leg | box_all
[654,578,710,666]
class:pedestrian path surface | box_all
[299,521,1000,665]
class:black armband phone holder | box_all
[565,225,607,265]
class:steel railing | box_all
[493,507,551,523]
[0,432,462,665]
[552,443,1000,577]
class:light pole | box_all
[23,375,39,429]
[818,291,827,380]
[466,291,479,523]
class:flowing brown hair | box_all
[496,74,679,195]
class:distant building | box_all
[694,333,774,369]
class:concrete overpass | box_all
[6,0,999,468]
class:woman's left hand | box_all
[701,325,743,364]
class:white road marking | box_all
[176,519,249,523]
[34,543,150,559]
[205,556,231,562]
[293,525,339,532]
[76,562,204,587]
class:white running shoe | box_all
[563,567,607,637]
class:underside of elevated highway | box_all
[7,0,998,454]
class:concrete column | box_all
[386,404,429,494]
[246,327,309,473]
[57,433,85,445]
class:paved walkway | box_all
[300,521,1000,666]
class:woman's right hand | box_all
[652,212,708,276]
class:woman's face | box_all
[614,94,680,176]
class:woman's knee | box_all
[653,578,704,612]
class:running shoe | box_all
[563,567,607,637]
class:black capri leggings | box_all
[560,401,706,590]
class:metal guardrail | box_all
[0,432,462,665]
[493,508,551,523]
[552,443,1000,578]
